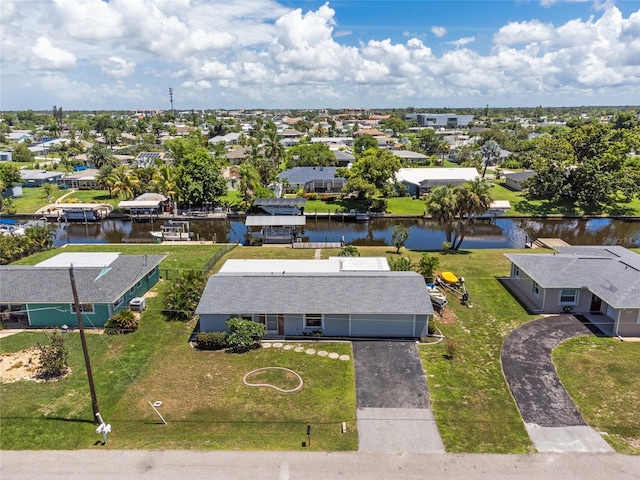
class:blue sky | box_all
[1,0,639,110]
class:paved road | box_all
[501,316,613,453]
[352,341,444,453]
[2,450,639,480]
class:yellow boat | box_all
[439,271,459,284]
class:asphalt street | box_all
[2,450,639,480]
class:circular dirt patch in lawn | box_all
[1,348,71,384]
[243,367,303,393]
[435,307,457,325]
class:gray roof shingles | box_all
[506,246,640,308]
[0,255,165,304]
[195,271,434,316]
[278,167,341,184]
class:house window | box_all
[136,280,142,289]
[532,282,540,298]
[129,285,136,294]
[513,266,520,278]
[71,303,94,314]
[113,297,124,309]
[305,313,323,329]
[559,289,577,305]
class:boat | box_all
[150,221,193,242]
[436,271,473,308]
[346,209,369,222]
[426,283,447,309]
[0,223,26,235]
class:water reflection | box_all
[50,216,640,250]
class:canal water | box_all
[53,216,640,250]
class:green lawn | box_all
[349,246,538,453]
[12,186,69,213]
[60,190,121,209]
[491,183,640,217]
[0,243,357,451]
[554,337,640,455]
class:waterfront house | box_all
[504,246,640,337]
[0,252,165,328]
[195,258,433,338]
[396,167,479,196]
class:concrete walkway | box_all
[352,341,444,453]
[501,316,613,453]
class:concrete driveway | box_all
[352,341,444,453]
[501,316,613,453]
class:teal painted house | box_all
[0,252,165,327]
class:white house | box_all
[396,167,479,196]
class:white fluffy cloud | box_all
[1,0,639,108]
[99,56,136,79]
[431,26,447,37]
[30,37,77,71]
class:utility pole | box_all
[69,265,100,424]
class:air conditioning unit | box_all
[129,297,146,312]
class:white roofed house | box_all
[195,258,433,338]
[504,246,640,337]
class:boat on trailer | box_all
[436,271,473,308]
[426,283,447,310]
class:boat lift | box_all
[436,271,473,308]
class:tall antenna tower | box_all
[169,87,174,111]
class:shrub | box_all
[418,253,440,281]
[226,317,266,352]
[164,270,206,321]
[304,192,318,200]
[196,331,229,350]
[105,309,139,334]
[321,195,334,202]
[369,198,387,213]
[388,256,412,271]
[338,245,360,257]
[37,331,69,379]
[445,339,457,360]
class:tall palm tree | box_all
[150,165,179,202]
[107,166,141,200]
[239,163,261,202]
[262,129,284,165]
[452,178,493,250]
[425,185,458,246]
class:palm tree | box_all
[107,166,141,200]
[150,165,179,202]
[262,129,284,165]
[480,140,501,177]
[239,163,261,202]
[425,185,458,246]
[452,178,493,250]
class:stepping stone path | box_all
[262,343,349,360]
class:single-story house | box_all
[396,167,479,196]
[504,246,640,337]
[134,152,168,168]
[391,150,428,165]
[195,258,432,338]
[208,132,241,146]
[278,166,346,193]
[0,252,165,327]
[503,170,535,191]
[0,151,13,162]
[333,150,355,167]
[20,169,65,187]
[57,169,99,190]
[225,147,250,165]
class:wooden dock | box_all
[292,242,342,249]
[530,238,571,249]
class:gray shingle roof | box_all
[278,167,341,183]
[195,271,434,316]
[506,246,640,308]
[503,171,535,182]
[0,255,165,304]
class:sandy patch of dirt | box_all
[0,348,69,383]
[0,348,41,383]
[434,307,457,325]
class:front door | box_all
[266,314,278,334]
[590,294,602,313]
